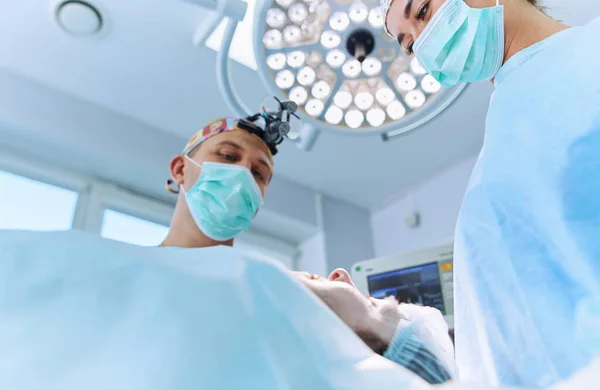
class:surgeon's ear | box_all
[170,155,186,186]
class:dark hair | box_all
[355,328,388,355]
[525,0,548,15]
[526,0,547,13]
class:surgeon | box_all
[159,117,275,249]
[295,269,456,385]
[382,0,600,387]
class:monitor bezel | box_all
[351,242,454,329]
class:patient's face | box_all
[295,269,374,331]
[295,268,401,340]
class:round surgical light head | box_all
[255,0,467,138]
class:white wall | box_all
[320,195,375,273]
[296,232,327,276]
[371,155,478,258]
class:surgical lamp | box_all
[187,0,467,151]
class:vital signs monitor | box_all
[351,243,454,330]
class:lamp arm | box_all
[216,18,252,117]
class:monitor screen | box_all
[367,262,446,314]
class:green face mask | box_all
[413,0,505,87]
[182,158,263,242]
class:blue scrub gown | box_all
[454,17,600,388]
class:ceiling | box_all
[0,0,597,209]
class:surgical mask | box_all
[181,157,263,241]
[413,0,505,87]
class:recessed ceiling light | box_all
[56,1,103,37]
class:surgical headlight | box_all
[238,97,299,156]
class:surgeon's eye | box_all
[417,1,430,21]
[252,170,265,182]
[219,152,238,163]
[405,42,414,56]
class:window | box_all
[0,153,299,261]
[101,209,169,247]
[235,231,297,270]
[0,169,78,231]
[205,0,257,70]
[237,245,296,270]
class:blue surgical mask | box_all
[181,158,263,241]
[413,0,505,87]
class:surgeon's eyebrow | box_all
[215,140,244,154]
[404,0,413,18]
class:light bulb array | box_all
[261,0,444,130]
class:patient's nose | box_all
[328,268,356,287]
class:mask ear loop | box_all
[496,0,500,6]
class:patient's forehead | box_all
[293,271,326,282]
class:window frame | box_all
[0,148,299,269]
[0,147,173,234]
[78,182,174,234]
